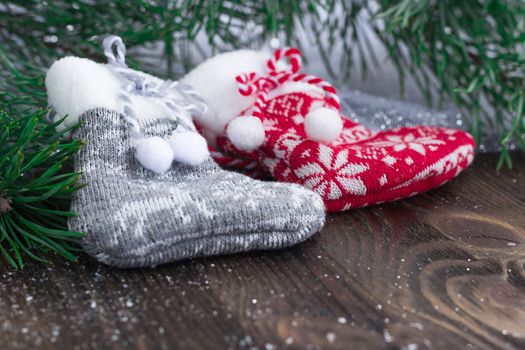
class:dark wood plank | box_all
[1,153,524,350]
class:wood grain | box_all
[1,153,524,350]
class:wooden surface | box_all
[1,153,525,350]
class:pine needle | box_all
[0,109,83,268]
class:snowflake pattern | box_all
[367,132,446,155]
[294,145,368,200]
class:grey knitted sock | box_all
[70,108,325,268]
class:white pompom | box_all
[135,136,174,174]
[304,107,343,143]
[167,131,210,166]
[226,116,265,152]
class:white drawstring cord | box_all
[102,35,210,173]
[102,35,207,135]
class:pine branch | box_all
[375,0,525,169]
[0,0,316,108]
[0,109,84,268]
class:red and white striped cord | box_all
[235,47,340,120]
[267,47,302,75]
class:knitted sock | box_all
[183,48,476,212]
[45,37,325,267]
[68,108,324,267]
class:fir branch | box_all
[320,0,525,168]
[0,109,84,268]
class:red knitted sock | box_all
[184,48,475,212]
